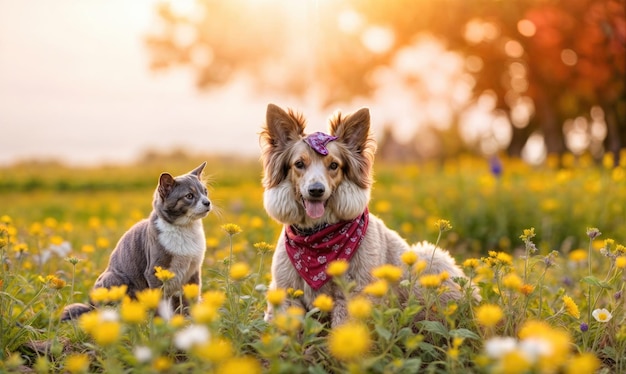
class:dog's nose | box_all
[308,182,325,198]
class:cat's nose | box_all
[203,199,211,207]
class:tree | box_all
[146,0,625,162]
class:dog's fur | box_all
[260,104,473,327]
[61,162,211,321]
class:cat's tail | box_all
[60,302,94,321]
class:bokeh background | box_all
[2,0,624,166]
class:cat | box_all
[61,162,211,320]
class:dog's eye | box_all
[185,193,194,199]
[294,160,305,169]
[329,162,339,170]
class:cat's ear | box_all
[190,162,206,178]
[158,173,176,199]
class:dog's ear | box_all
[189,162,206,178]
[263,104,306,146]
[329,107,371,152]
[260,104,306,188]
[158,173,176,199]
[329,108,377,189]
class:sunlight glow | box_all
[504,40,524,58]
[165,0,196,17]
[361,26,395,54]
[338,9,363,33]
[561,49,578,66]
[517,19,536,37]
[522,132,547,165]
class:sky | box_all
[0,0,331,166]
[0,0,520,166]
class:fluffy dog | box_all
[61,162,211,320]
[260,104,474,327]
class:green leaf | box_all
[400,358,423,372]
[581,276,612,289]
[449,328,480,340]
[416,320,449,338]
[375,324,392,342]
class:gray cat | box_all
[61,162,211,320]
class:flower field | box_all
[1,153,625,373]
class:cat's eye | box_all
[294,160,305,169]
[329,162,339,170]
[185,193,194,199]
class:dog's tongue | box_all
[304,200,325,219]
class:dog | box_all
[61,162,211,320]
[260,104,474,327]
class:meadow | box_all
[1,152,625,373]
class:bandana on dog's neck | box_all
[284,209,369,290]
[304,132,338,156]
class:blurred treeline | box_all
[146,0,625,164]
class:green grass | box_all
[1,153,625,373]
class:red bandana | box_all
[284,209,369,290]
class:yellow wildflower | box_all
[183,283,200,301]
[348,296,372,320]
[496,252,513,265]
[120,298,147,324]
[401,251,418,266]
[616,256,626,269]
[518,320,571,372]
[202,290,227,307]
[565,353,600,374]
[312,294,334,312]
[81,244,95,254]
[107,285,128,302]
[326,259,349,277]
[64,353,89,374]
[475,304,503,328]
[253,241,274,254]
[96,237,110,249]
[78,311,100,334]
[502,273,523,291]
[434,219,452,232]
[520,284,535,296]
[328,323,371,361]
[91,321,121,346]
[497,350,532,374]
[193,338,234,363]
[372,264,403,283]
[363,280,388,297]
[216,357,261,374]
[152,356,173,372]
[413,259,428,274]
[221,223,242,235]
[419,274,442,288]
[229,262,250,280]
[568,249,587,263]
[266,288,287,306]
[191,302,219,324]
[169,314,186,328]
[136,288,162,310]
[562,295,580,319]
[273,306,304,333]
[290,289,304,298]
[463,258,480,269]
[154,266,175,282]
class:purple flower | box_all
[489,156,503,178]
[580,322,589,332]
[615,291,623,300]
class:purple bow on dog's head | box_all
[304,132,338,156]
